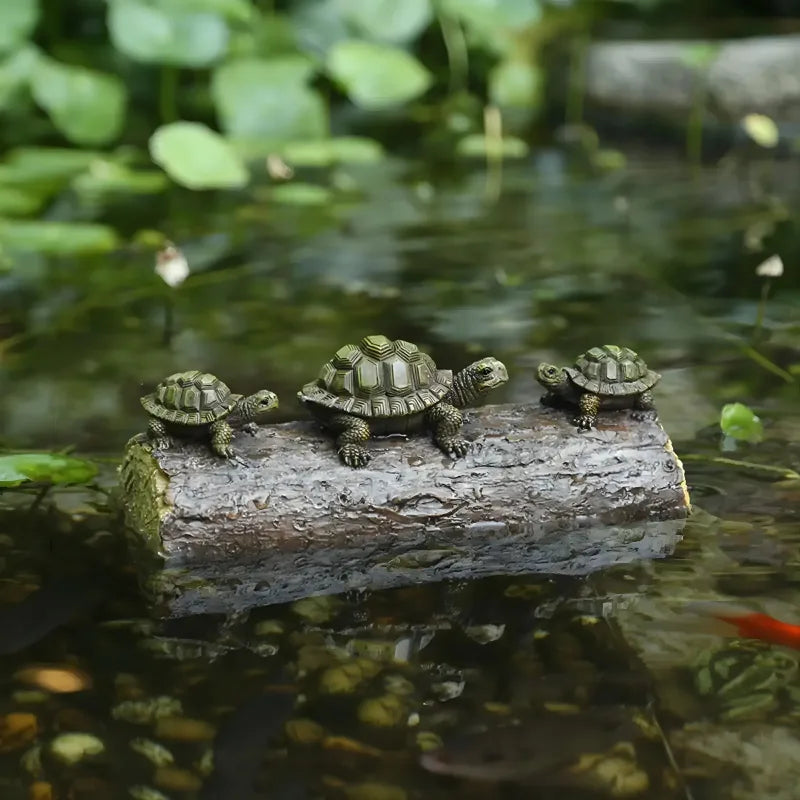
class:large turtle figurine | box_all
[298,335,508,467]
[140,370,279,458]
[536,345,660,430]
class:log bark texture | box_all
[119,403,690,617]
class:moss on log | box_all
[119,403,690,617]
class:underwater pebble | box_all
[130,738,175,767]
[343,781,407,800]
[291,595,342,624]
[28,781,53,800]
[15,665,92,693]
[319,659,381,695]
[383,675,415,696]
[195,747,214,776]
[254,620,285,636]
[113,697,183,724]
[0,712,38,753]
[348,639,399,661]
[153,766,202,792]
[285,718,325,745]
[415,731,443,752]
[129,786,171,800]
[13,691,49,704]
[431,681,464,702]
[154,717,215,742]
[357,694,405,727]
[49,732,105,765]
[322,736,382,757]
[463,624,505,644]
[21,745,42,777]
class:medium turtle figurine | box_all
[140,370,279,459]
[297,334,508,467]
[536,345,660,430]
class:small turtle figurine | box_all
[140,370,279,458]
[298,334,508,467]
[536,345,660,430]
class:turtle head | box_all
[536,362,567,392]
[449,357,509,407]
[238,390,280,421]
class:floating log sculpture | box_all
[119,404,690,617]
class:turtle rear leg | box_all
[631,390,656,421]
[575,393,600,430]
[327,414,371,467]
[147,418,173,451]
[209,419,236,459]
[427,402,469,458]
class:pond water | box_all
[0,149,799,798]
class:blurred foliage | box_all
[0,452,97,487]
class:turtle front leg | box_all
[209,419,236,459]
[427,402,469,458]
[327,414,371,468]
[146,418,173,451]
[540,391,560,408]
[631,390,656,421]
[575,393,600,430]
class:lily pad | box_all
[0,1,39,56]
[108,0,229,67]
[30,58,126,146]
[0,220,119,254]
[0,453,98,488]
[326,40,432,108]
[149,122,248,189]
[282,137,384,166]
[211,57,327,140]
[720,402,763,443]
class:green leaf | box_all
[0,187,45,216]
[0,0,40,56]
[326,40,432,108]
[30,58,126,146]
[679,43,719,70]
[211,57,327,140]
[163,0,252,23]
[282,136,384,166]
[439,0,541,53]
[0,452,97,488]
[72,161,169,196]
[150,122,249,189]
[0,220,120,254]
[270,183,332,205]
[456,134,529,158]
[720,402,764,443]
[0,45,39,110]
[337,0,432,44]
[108,0,229,67]
[489,59,541,108]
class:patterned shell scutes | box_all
[566,344,660,396]
[141,370,239,426]
[301,335,453,417]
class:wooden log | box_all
[119,403,690,617]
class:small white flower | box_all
[155,242,189,288]
[266,154,294,181]
[755,254,784,278]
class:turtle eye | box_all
[479,364,493,376]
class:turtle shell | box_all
[141,370,239,426]
[565,345,660,396]
[299,334,453,417]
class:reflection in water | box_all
[0,153,798,798]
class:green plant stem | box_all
[483,105,503,204]
[739,343,794,384]
[566,33,588,127]
[159,66,179,124]
[680,454,800,480]
[752,279,771,343]
[436,8,468,95]
[686,75,708,166]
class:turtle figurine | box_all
[535,345,660,430]
[297,334,508,467]
[140,370,279,459]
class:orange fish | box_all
[682,601,800,650]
